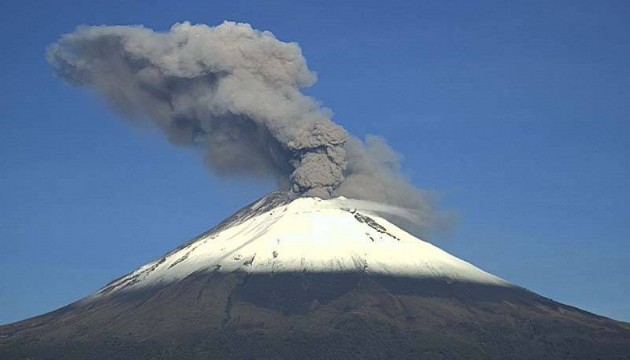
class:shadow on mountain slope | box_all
[2,271,629,360]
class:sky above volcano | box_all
[1,0,629,324]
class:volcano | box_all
[1,192,629,359]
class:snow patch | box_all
[98,194,508,296]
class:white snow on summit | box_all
[98,194,508,295]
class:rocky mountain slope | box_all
[2,192,629,359]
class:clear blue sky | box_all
[1,0,628,324]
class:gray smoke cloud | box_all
[47,21,438,233]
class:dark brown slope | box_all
[1,271,629,360]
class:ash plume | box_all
[47,21,437,232]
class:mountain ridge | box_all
[1,192,629,359]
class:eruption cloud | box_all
[47,21,437,233]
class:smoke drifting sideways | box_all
[47,21,439,235]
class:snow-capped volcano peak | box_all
[8,192,629,360]
[98,192,507,296]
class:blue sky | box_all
[1,0,628,324]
